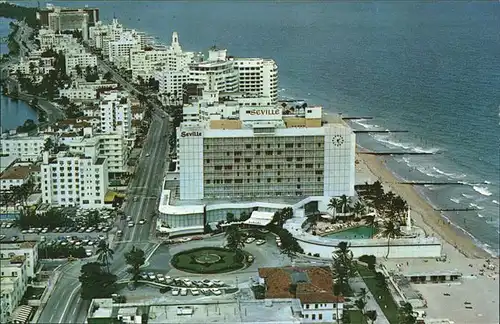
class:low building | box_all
[0,165,32,191]
[0,241,39,278]
[0,256,29,323]
[0,133,53,162]
[87,298,303,324]
[258,266,345,323]
[65,49,98,76]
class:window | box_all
[305,304,310,309]
[312,314,316,320]
[319,314,323,320]
[315,304,318,309]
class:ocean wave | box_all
[478,213,484,218]
[469,203,484,210]
[493,200,499,205]
[353,119,380,129]
[461,193,474,199]
[432,167,466,179]
[484,180,491,184]
[473,185,492,197]
[372,135,440,154]
[450,197,461,204]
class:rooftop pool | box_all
[324,225,376,240]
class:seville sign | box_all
[180,131,202,138]
[248,109,281,116]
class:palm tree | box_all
[125,246,145,283]
[339,194,351,214]
[381,220,402,258]
[365,310,378,324]
[327,197,339,217]
[353,201,365,218]
[225,224,245,251]
[398,302,417,324]
[96,240,114,273]
[332,241,354,296]
[366,215,377,238]
[359,287,368,302]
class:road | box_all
[36,72,170,323]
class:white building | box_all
[0,165,33,192]
[188,49,239,93]
[108,31,142,69]
[37,28,78,52]
[0,257,29,324]
[65,49,97,77]
[88,19,124,57]
[154,69,190,104]
[59,78,118,101]
[48,8,89,40]
[0,133,52,162]
[40,151,108,209]
[177,105,355,200]
[99,91,132,137]
[232,58,278,104]
[0,241,39,278]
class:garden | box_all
[171,247,252,274]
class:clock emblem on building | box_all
[332,135,345,147]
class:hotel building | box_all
[178,104,355,200]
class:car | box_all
[245,237,256,244]
[172,288,180,296]
[146,153,150,157]
[210,288,222,295]
[256,239,266,245]
[148,272,156,280]
[1,223,6,228]
[138,219,146,225]
[180,288,188,296]
[82,239,90,244]
[54,227,61,233]
[85,249,93,257]
[88,241,95,246]
[98,235,105,241]
[85,227,95,233]
[182,278,192,286]
[41,228,48,233]
[212,279,224,287]
[116,230,123,237]
[128,222,134,227]
[165,276,173,284]
[202,279,213,287]
[200,288,210,295]
[67,227,75,233]
[21,230,28,234]
[78,227,86,233]
[75,241,82,246]
[191,288,200,296]
[140,272,148,280]
[11,236,19,241]
[133,196,138,202]
[6,223,12,228]
[126,216,132,221]
[103,227,111,232]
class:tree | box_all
[332,241,355,295]
[355,298,367,313]
[398,302,417,324]
[239,211,250,222]
[43,138,54,152]
[103,71,113,81]
[271,207,293,228]
[277,228,304,258]
[96,240,114,273]
[381,220,402,258]
[125,246,145,283]
[328,197,339,216]
[225,224,245,251]
[226,212,235,223]
[365,310,378,324]
[339,194,351,214]
[342,311,351,324]
[85,210,101,227]
[16,119,37,133]
[353,201,365,218]
[75,64,82,77]
[79,262,117,300]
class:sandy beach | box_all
[354,150,491,259]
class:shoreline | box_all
[355,149,491,259]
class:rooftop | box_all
[0,241,38,250]
[0,166,32,180]
[258,266,344,304]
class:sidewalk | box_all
[30,270,61,323]
[349,277,390,324]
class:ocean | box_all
[6,2,500,255]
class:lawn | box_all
[347,310,368,324]
[171,247,250,274]
[356,263,399,324]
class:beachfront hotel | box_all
[178,104,355,201]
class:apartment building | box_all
[178,105,355,200]
[99,91,132,137]
[65,49,98,76]
[108,31,142,69]
[47,8,89,40]
[37,4,99,27]
[0,257,29,323]
[154,69,190,103]
[40,151,108,209]
[37,28,78,51]
[0,241,39,278]
[88,19,123,57]
[189,49,239,93]
[0,133,52,162]
[232,58,278,104]
[258,266,345,323]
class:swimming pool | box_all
[324,225,376,240]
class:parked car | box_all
[191,288,200,296]
[212,279,224,287]
[200,288,210,295]
[210,288,222,295]
[245,237,256,244]
[116,230,123,237]
[85,249,93,257]
[256,239,266,245]
[128,222,134,227]
[180,288,188,296]
[148,272,156,280]
[172,288,180,296]
[126,216,132,221]
[140,272,148,280]
[138,219,146,225]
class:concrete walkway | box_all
[349,276,391,324]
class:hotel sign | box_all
[180,131,202,138]
[248,109,281,116]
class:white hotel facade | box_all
[178,106,355,201]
